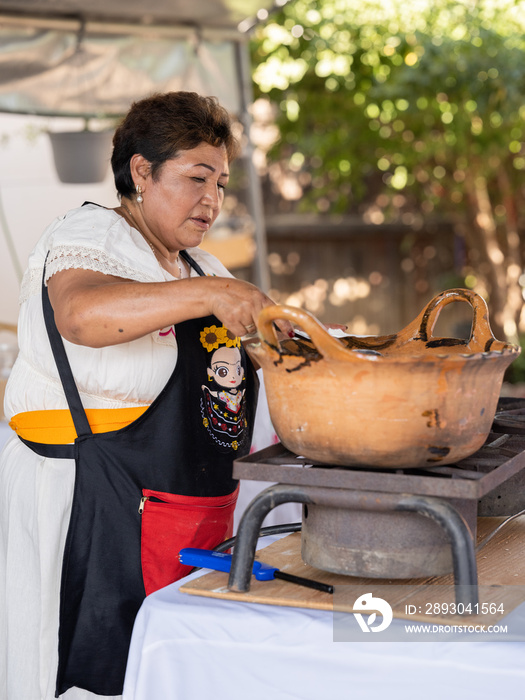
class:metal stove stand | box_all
[228,399,525,608]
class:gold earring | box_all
[136,185,143,203]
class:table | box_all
[123,538,525,700]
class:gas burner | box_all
[493,396,525,434]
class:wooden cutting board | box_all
[179,516,525,626]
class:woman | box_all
[0,92,291,700]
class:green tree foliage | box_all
[251,0,525,342]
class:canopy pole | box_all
[234,39,271,293]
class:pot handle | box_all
[256,305,355,362]
[400,288,496,352]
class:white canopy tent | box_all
[0,1,263,117]
[0,0,280,321]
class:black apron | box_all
[22,250,258,697]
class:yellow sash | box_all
[9,406,149,444]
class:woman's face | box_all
[140,142,229,252]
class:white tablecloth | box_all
[123,537,525,700]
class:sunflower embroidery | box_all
[224,328,241,348]
[200,325,227,352]
[200,324,240,351]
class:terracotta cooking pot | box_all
[246,288,521,469]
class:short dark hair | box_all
[111,91,239,197]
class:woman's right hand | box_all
[205,277,293,339]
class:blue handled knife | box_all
[179,548,334,594]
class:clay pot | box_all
[246,289,520,469]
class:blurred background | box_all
[1,0,525,399]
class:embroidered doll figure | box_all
[205,344,245,411]
[200,324,248,450]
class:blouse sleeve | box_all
[20,204,164,304]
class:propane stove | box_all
[228,397,525,607]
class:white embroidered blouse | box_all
[5,203,233,419]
